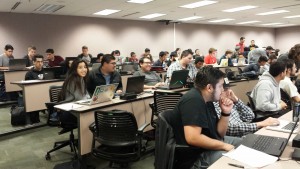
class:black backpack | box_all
[10,105,26,126]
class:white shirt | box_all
[279,76,299,98]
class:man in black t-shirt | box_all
[172,66,241,168]
[25,54,45,80]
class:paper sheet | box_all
[223,145,278,168]
[54,103,84,111]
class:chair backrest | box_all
[49,85,62,103]
[280,88,292,110]
[153,91,183,115]
[246,91,255,110]
[94,110,138,146]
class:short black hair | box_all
[269,61,286,77]
[170,52,178,58]
[181,49,193,58]
[46,48,54,54]
[101,54,116,66]
[286,59,295,70]
[4,44,14,51]
[138,56,151,67]
[97,53,104,59]
[195,49,199,53]
[145,48,150,52]
[159,51,166,57]
[82,46,88,49]
[288,44,300,61]
[130,52,135,57]
[240,37,245,40]
[111,50,120,55]
[258,56,268,63]
[33,54,44,61]
[194,57,204,64]
[194,66,225,90]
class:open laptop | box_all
[219,59,228,67]
[76,84,117,105]
[9,59,27,70]
[125,76,145,94]
[266,119,299,133]
[240,117,299,157]
[237,58,245,66]
[120,62,137,74]
[157,70,189,90]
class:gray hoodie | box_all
[250,72,281,111]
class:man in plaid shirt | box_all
[214,88,279,137]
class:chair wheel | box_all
[45,154,51,160]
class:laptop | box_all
[125,76,145,94]
[240,117,299,157]
[76,84,117,105]
[266,119,299,133]
[237,58,245,66]
[219,59,228,67]
[120,62,137,74]
[9,59,27,70]
[157,70,189,90]
[151,66,164,72]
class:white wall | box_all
[0,12,276,60]
[275,26,300,54]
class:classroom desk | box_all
[209,111,300,169]
[11,79,64,112]
[214,65,247,73]
[1,69,28,92]
[55,88,189,157]
[229,79,258,103]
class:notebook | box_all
[266,119,299,133]
[157,70,189,90]
[219,59,228,67]
[125,76,145,94]
[240,117,299,157]
[237,58,245,66]
[76,84,117,105]
[9,59,27,70]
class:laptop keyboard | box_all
[252,135,274,151]
[282,122,298,130]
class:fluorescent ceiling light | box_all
[284,15,300,19]
[261,23,283,26]
[127,0,153,4]
[236,21,261,24]
[140,13,166,19]
[274,24,296,27]
[209,18,234,23]
[257,10,289,16]
[178,16,202,21]
[94,9,120,15]
[34,4,64,13]
[223,5,257,12]
[180,0,218,9]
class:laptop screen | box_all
[9,59,27,70]
[126,76,145,94]
[169,70,189,89]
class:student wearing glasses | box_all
[133,57,164,89]
[88,54,122,94]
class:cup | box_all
[293,102,300,122]
[38,74,44,80]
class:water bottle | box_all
[293,102,300,122]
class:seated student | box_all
[23,46,36,67]
[128,52,138,63]
[251,61,288,112]
[243,56,268,75]
[218,50,233,66]
[88,54,122,94]
[167,49,197,80]
[133,57,164,89]
[171,66,241,167]
[153,51,167,67]
[77,46,92,64]
[59,59,90,125]
[46,48,64,67]
[0,44,14,70]
[166,51,178,67]
[194,56,204,70]
[204,48,217,64]
[25,54,45,80]
[280,59,300,102]
[96,53,104,63]
[214,88,279,137]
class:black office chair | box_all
[280,88,292,110]
[45,86,78,160]
[149,91,183,128]
[155,110,203,169]
[89,110,153,168]
[246,91,280,122]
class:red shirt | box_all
[204,54,217,64]
[236,42,245,53]
[48,55,64,67]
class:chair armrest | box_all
[137,123,150,134]
[89,122,96,133]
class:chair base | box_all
[45,130,78,160]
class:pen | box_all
[228,163,244,168]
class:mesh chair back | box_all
[246,91,255,110]
[280,88,292,110]
[153,91,182,116]
[49,86,62,103]
[94,110,138,146]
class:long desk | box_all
[55,88,189,157]
[1,70,28,92]
[11,79,64,112]
[209,111,300,169]
[229,79,258,103]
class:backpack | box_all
[10,105,26,126]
